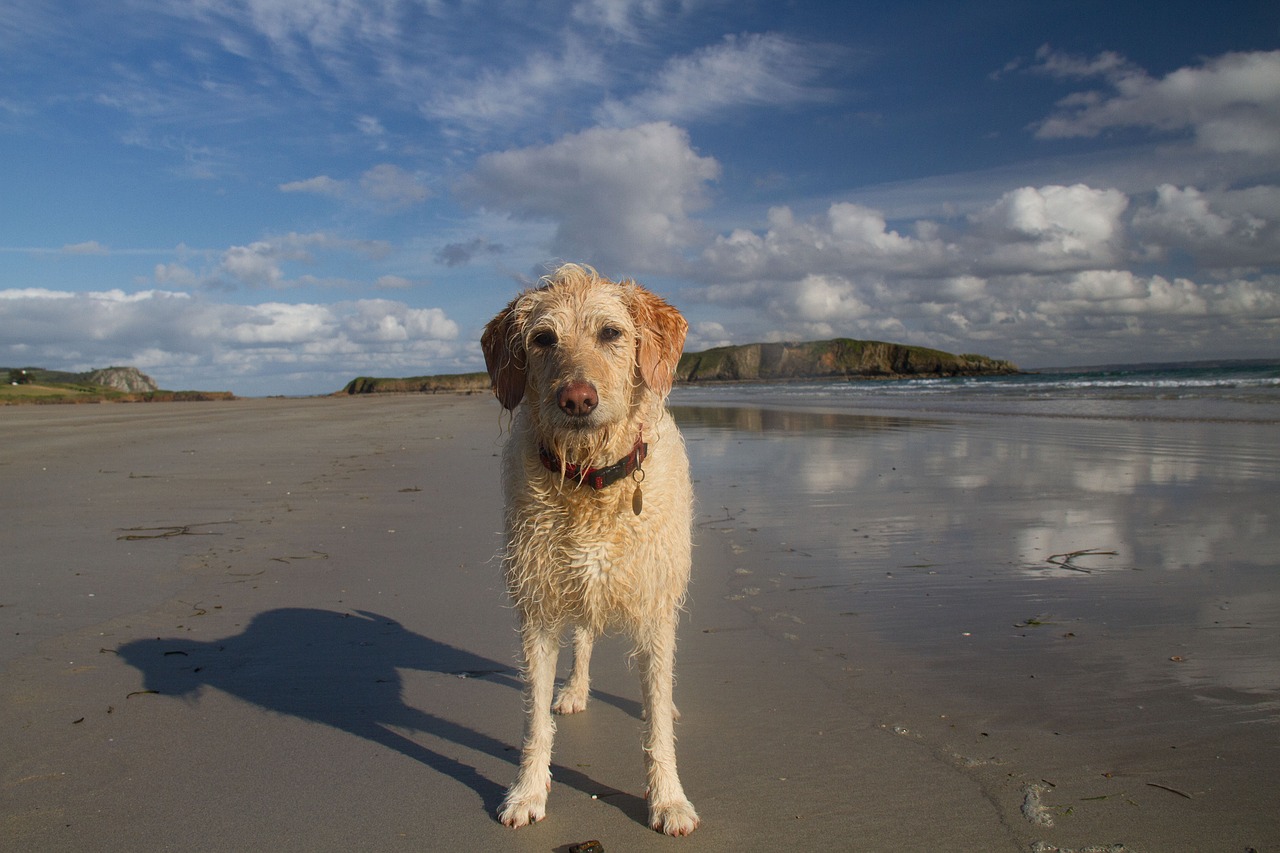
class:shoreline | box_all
[2,396,1276,850]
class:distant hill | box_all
[340,338,1017,395]
[340,372,491,395]
[676,339,1017,382]
[2,365,233,404]
[7,365,157,392]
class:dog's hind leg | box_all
[499,622,560,828]
[637,617,699,836]
[552,625,594,715]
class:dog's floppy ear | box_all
[628,284,688,399]
[481,299,527,410]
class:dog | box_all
[481,264,699,836]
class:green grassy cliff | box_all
[2,366,233,404]
[340,372,491,395]
[676,339,1017,382]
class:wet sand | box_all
[1,396,1276,851]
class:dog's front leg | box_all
[552,625,594,715]
[499,623,559,828]
[638,618,699,836]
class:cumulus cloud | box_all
[596,33,844,126]
[703,203,949,281]
[457,122,721,270]
[1131,184,1280,268]
[966,184,1130,272]
[688,179,1280,363]
[1033,47,1280,157]
[1034,270,1208,318]
[0,287,460,396]
[156,232,392,291]
[278,164,430,212]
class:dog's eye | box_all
[599,326,623,343]
[531,331,558,349]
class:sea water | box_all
[670,360,1280,738]
[669,359,1280,423]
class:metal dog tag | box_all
[632,484,643,516]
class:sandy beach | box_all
[2,395,1276,852]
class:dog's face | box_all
[481,266,687,438]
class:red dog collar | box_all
[539,433,647,491]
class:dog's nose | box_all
[557,381,598,417]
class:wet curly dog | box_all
[481,264,698,836]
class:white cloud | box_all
[596,33,843,126]
[153,262,202,287]
[1028,44,1136,81]
[1131,184,1280,268]
[1034,48,1280,157]
[0,287,75,301]
[1041,270,1209,316]
[702,202,949,281]
[0,287,461,395]
[150,232,391,291]
[685,318,731,352]
[570,0,712,40]
[192,0,402,53]
[686,179,1280,364]
[220,241,290,288]
[355,114,385,137]
[966,184,1130,272]
[791,274,872,323]
[279,175,345,196]
[278,165,429,212]
[422,37,606,129]
[61,241,110,255]
[358,164,430,210]
[457,122,720,270]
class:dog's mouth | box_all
[559,413,601,430]
[546,379,615,431]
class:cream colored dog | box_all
[481,264,698,836]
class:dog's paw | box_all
[552,686,589,715]
[649,799,699,837]
[498,777,550,829]
[497,792,547,829]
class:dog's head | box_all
[481,264,687,433]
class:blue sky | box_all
[2,0,1278,396]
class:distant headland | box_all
[339,338,1019,395]
[2,366,234,404]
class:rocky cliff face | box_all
[87,366,159,393]
[342,372,490,394]
[676,339,1017,382]
[338,340,1017,396]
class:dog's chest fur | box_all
[500,421,691,632]
[506,470,645,624]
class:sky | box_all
[2,0,1278,396]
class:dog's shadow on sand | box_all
[117,608,647,824]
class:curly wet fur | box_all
[481,264,699,836]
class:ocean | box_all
[669,357,1280,759]
[669,359,1280,422]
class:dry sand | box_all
[1,395,1276,852]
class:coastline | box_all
[2,395,1276,851]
